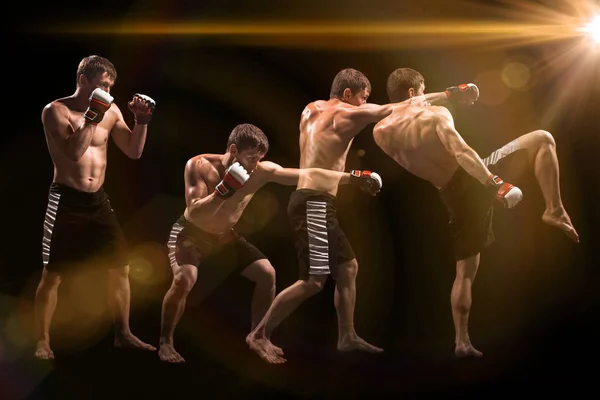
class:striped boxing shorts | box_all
[287,189,356,280]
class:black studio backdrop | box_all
[2,1,600,397]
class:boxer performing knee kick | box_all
[35,55,157,360]
[373,67,579,358]
[158,123,381,363]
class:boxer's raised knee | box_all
[533,130,555,146]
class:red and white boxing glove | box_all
[350,170,383,196]
[485,174,523,208]
[84,88,114,124]
[445,83,479,106]
[128,93,156,125]
[215,162,250,199]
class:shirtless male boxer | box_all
[246,68,446,364]
[372,67,579,357]
[158,123,382,363]
[34,55,157,360]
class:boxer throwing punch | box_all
[247,68,407,364]
[159,123,382,363]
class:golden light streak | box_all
[40,20,581,37]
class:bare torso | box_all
[297,99,361,195]
[43,97,118,192]
[183,155,271,234]
[373,104,459,189]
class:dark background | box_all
[2,0,600,398]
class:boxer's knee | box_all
[39,268,61,289]
[533,130,555,147]
[338,259,358,282]
[172,265,197,295]
[456,253,480,281]
[241,259,276,287]
[304,274,327,295]
[107,265,129,280]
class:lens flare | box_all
[582,14,600,43]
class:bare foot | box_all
[158,343,185,363]
[246,333,286,364]
[455,344,483,358]
[114,333,157,351]
[542,209,580,243]
[265,339,284,356]
[34,341,54,360]
[337,336,383,354]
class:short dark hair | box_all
[76,55,117,87]
[329,68,371,99]
[386,68,425,102]
[227,124,269,154]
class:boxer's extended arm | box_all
[421,84,480,106]
[261,162,382,195]
[335,103,398,134]
[185,159,227,219]
[422,92,448,105]
[434,110,493,184]
[262,162,348,186]
[42,102,97,162]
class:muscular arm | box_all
[260,161,350,186]
[434,110,492,184]
[185,158,227,220]
[42,103,97,162]
[110,105,147,160]
[335,103,397,134]
[423,91,450,105]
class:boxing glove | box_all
[215,162,250,199]
[350,170,383,196]
[485,174,522,208]
[128,93,156,125]
[445,83,479,106]
[84,88,114,124]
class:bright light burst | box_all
[581,14,600,43]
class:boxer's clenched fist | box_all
[128,93,156,125]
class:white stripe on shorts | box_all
[42,192,61,267]
[167,222,184,267]
[482,139,521,167]
[306,200,330,275]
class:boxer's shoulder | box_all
[185,154,221,178]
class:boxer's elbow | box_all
[129,150,143,160]
[453,144,476,162]
[125,147,144,160]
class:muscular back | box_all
[298,99,371,194]
[373,104,459,189]
[43,97,118,192]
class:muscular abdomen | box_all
[47,127,110,193]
